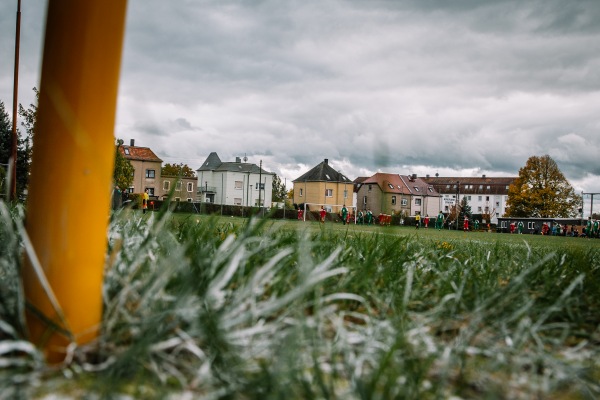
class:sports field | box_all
[1,209,599,398]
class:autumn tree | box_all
[506,155,581,218]
[161,163,196,178]
[272,174,287,202]
[114,139,134,190]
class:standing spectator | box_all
[463,216,469,232]
[474,219,479,231]
[366,209,373,225]
[341,205,348,225]
[510,221,516,234]
[586,217,592,238]
[320,206,327,223]
[517,221,524,234]
[415,213,421,229]
[593,219,599,238]
[142,188,149,214]
[357,210,364,225]
[424,214,430,229]
[435,211,444,230]
[112,185,122,210]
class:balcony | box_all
[198,185,217,194]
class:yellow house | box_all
[292,158,353,213]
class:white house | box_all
[197,152,274,207]
[423,175,516,224]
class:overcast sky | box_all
[1,0,600,206]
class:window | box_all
[175,197,180,202]
[344,189,348,199]
[485,206,489,212]
[478,196,482,201]
[325,189,333,197]
[500,221,507,228]
[128,186,134,193]
[445,206,449,211]
[176,181,182,191]
[486,196,490,201]
[124,148,130,155]
[428,187,434,192]
[391,196,396,205]
[131,170,135,177]
[414,187,420,192]
[234,198,242,205]
[477,206,482,212]
[496,212,499,217]
[235,180,243,189]
[496,201,500,207]
[187,198,192,202]
[163,181,170,191]
[487,185,491,189]
[415,198,422,205]
[363,196,367,205]
[325,174,331,180]
[528,222,535,229]
[299,188,303,197]
[446,184,450,188]
[187,182,193,192]
[146,187,155,196]
[145,169,155,178]
[255,183,265,190]
[401,198,408,206]
[479,185,483,189]
[388,183,394,189]
[368,185,372,192]
[506,186,509,190]
[467,195,472,200]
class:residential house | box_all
[118,139,162,198]
[159,175,197,203]
[422,175,516,224]
[292,158,353,213]
[356,173,440,217]
[197,152,273,207]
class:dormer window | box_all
[325,174,331,180]
[388,184,394,189]
[124,148,130,155]
[414,187,419,192]
[428,187,434,192]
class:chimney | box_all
[130,139,135,147]
[482,174,486,178]
[236,157,241,163]
[324,158,328,165]
[412,173,417,180]
[426,174,430,178]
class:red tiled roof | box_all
[119,145,163,162]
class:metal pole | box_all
[456,181,460,231]
[23,0,128,363]
[10,0,21,201]
[258,160,262,214]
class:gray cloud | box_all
[1,0,599,193]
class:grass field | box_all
[1,207,599,399]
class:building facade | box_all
[197,152,273,207]
[119,139,163,198]
[292,159,354,213]
[356,173,440,217]
[423,175,516,224]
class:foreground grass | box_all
[1,206,599,399]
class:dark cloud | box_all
[1,0,599,192]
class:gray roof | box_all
[293,159,352,183]
[197,152,272,174]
